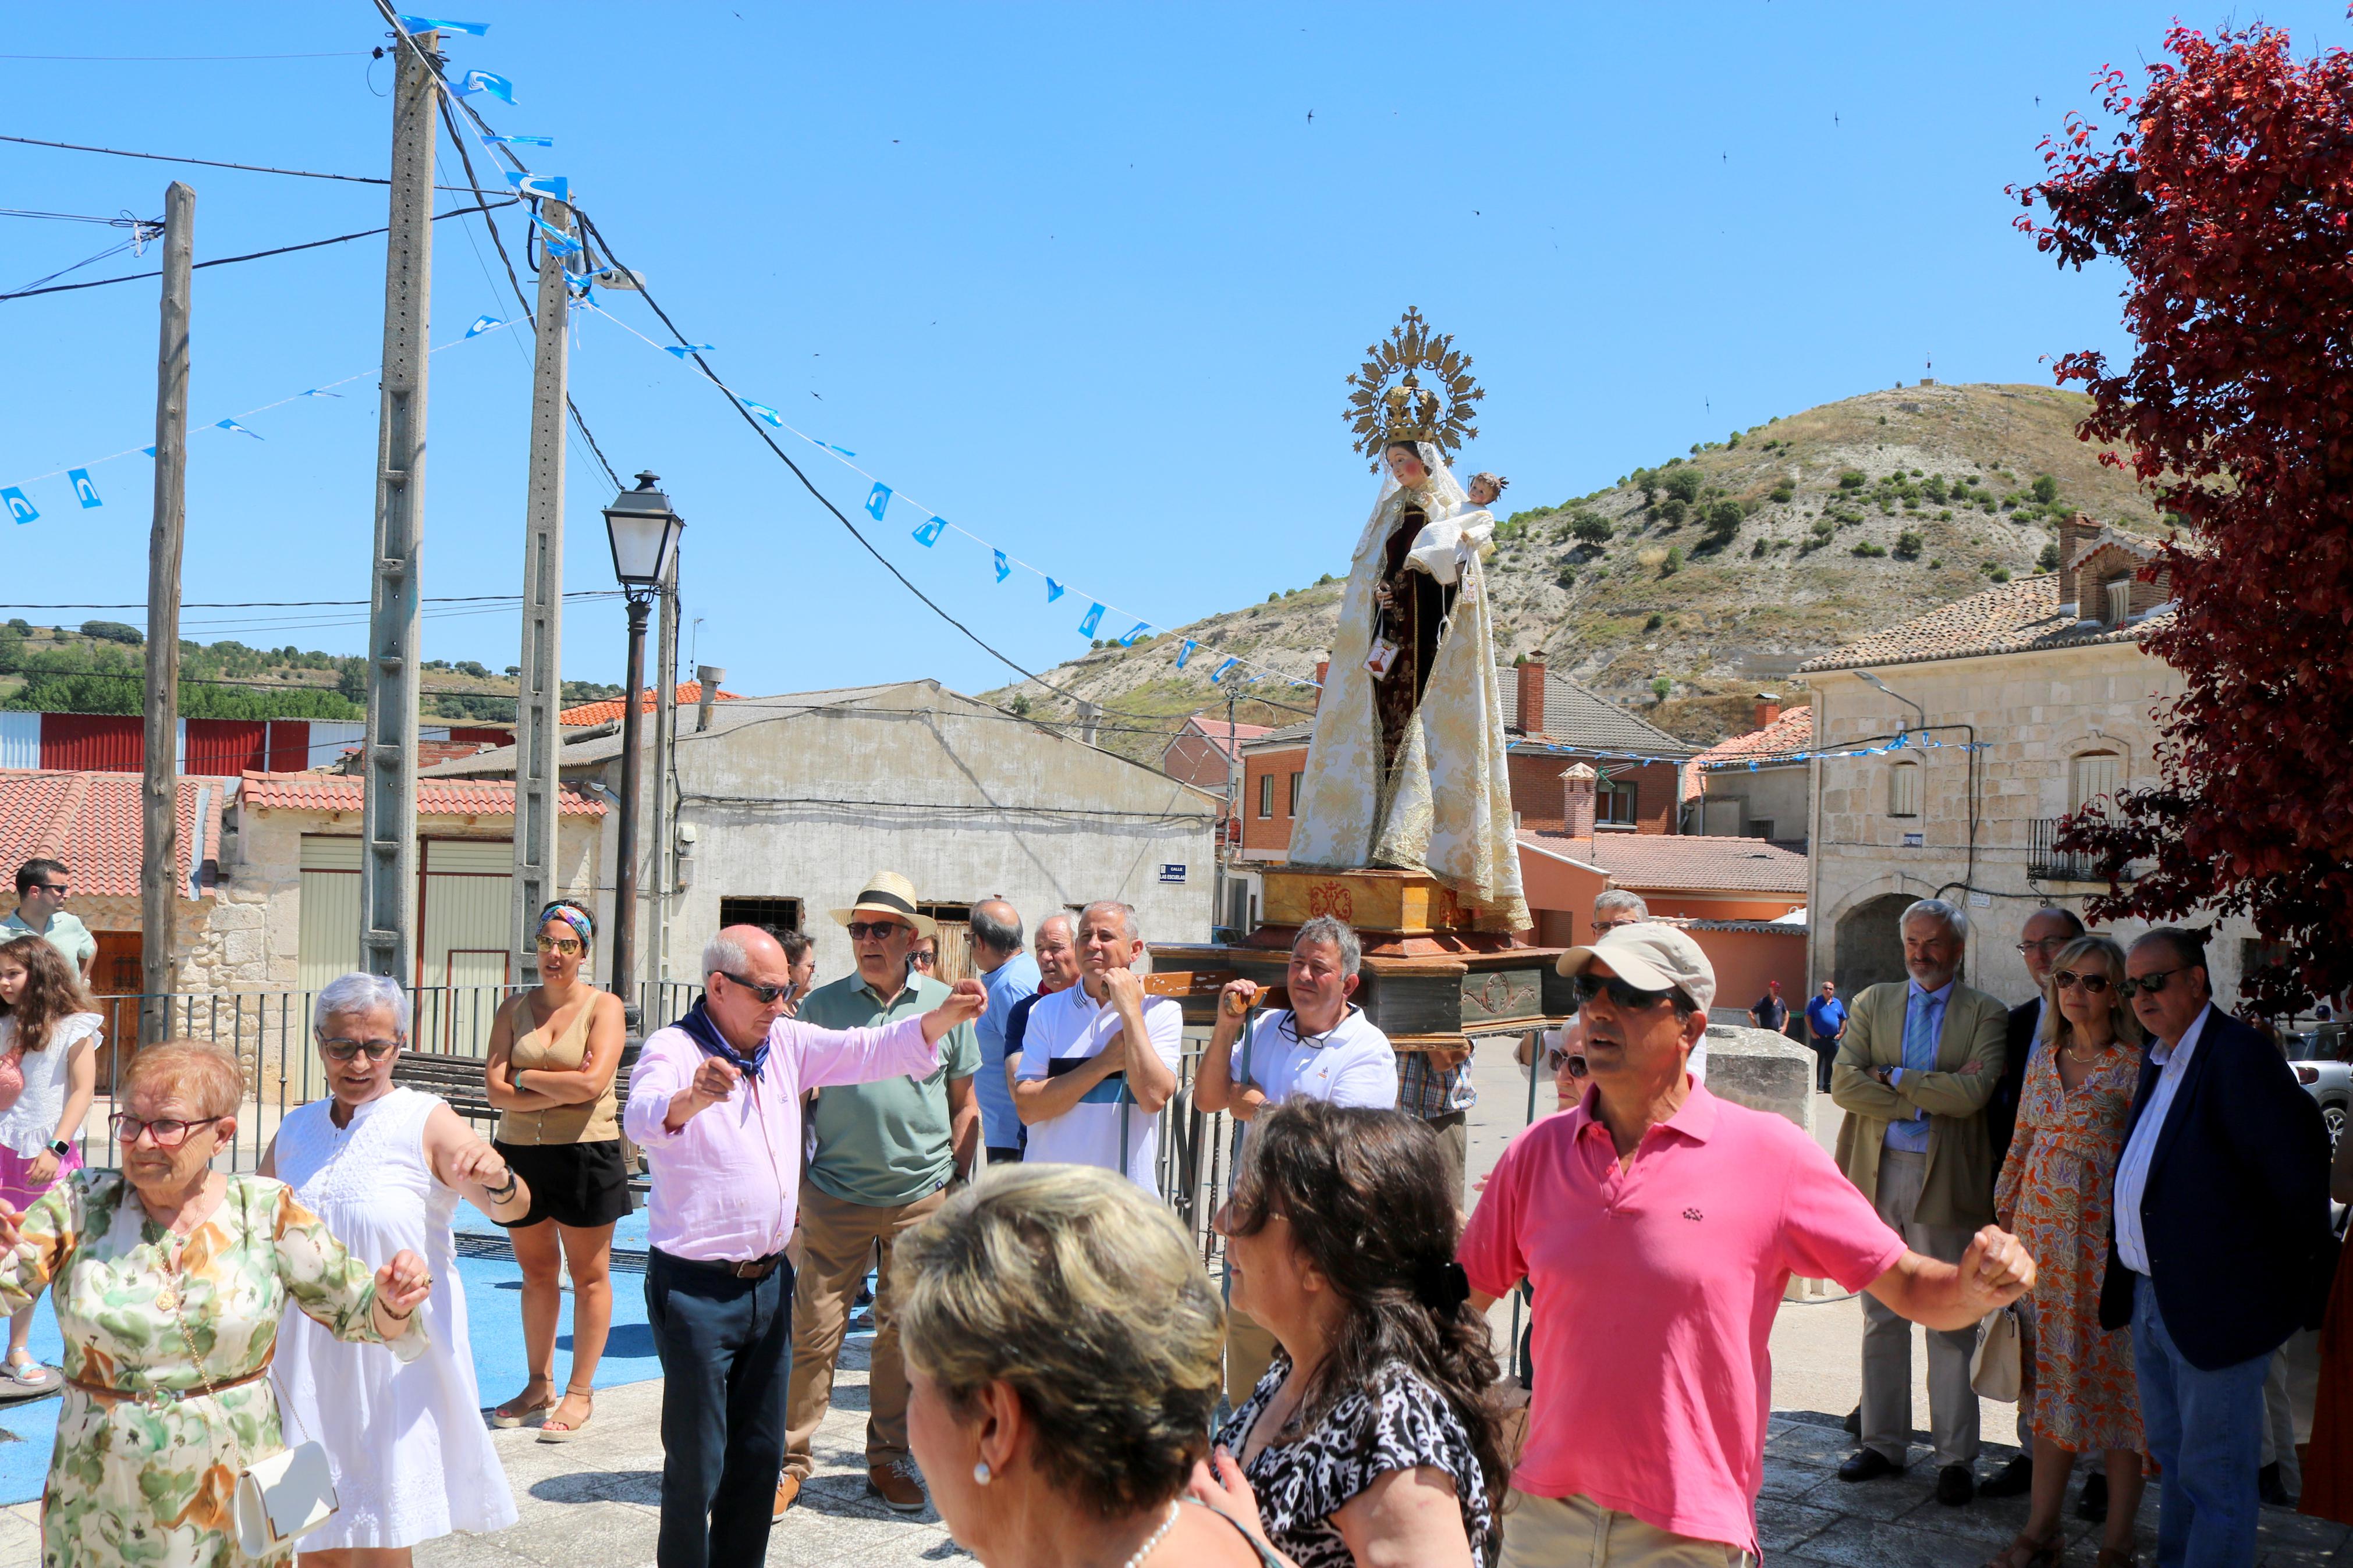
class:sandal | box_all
[537,1384,594,1443]
[1,1353,58,1391]
[490,1374,557,1428]
[1983,1531,2063,1568]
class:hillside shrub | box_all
[1656,497,1688,528]
[1570,512,1614,545]
[1701,499,1743,545]
[2032,474,2059,503]
[1660,547,1683,577]
[1644,613,1665,630]
[1991,567,2013,582]
[1923,475,1949,503]
[2039,542,2061,570]
[1810,518,1835,538]
[1652,677,1673,700]
[1770,480,1795,503]
[1555,566,1578,588]
[1851,541,1889,557]
[80,620,141,646]
[1837,470,1866,489]
[4,620,27,636]
[1894,531,1925,559]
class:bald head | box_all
[971,899,1024,970]
[703,923,793,1049]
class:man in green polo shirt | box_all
[777,871,979,1519]
[3,859,94,984]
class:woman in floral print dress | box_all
[0,1041,431,1568]
[1988,934,2149,1568]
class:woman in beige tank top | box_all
[484,900,628,1441]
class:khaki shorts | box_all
[1499,1491,1754,1568]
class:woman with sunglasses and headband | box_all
[484,899,630,1440]
[1987,933,2148,1568]
[0,1040,432,1568]
[258,973,533,1565]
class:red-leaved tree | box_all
[2020,20,2353,1013]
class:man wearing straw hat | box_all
[778,872,982,1517]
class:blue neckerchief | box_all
[679,997,769,1082]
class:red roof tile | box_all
[0,770,232,899]
[1685,707,1815,799]
[1179,715,1272,762]
[560,682,740,726]
[237,773,605,817]
[1798,575,2171,673]
[1518,829,1809,894]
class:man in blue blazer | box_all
[2098,927,2334,1566]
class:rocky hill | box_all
[987,381,2162,762]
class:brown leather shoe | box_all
[773,1473,800,1520]
[867,1457,927,1512]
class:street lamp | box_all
[1855,669,1926,742]
[601,472,684,1019]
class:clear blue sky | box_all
[3,2,2344,701]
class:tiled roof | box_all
[1506,670,1696,757]
[1240,720,1315,752]
[1178,716,1270,761]
[559,681,740,726]
[1518,829,1809,894]
[1686,707,1814,799]
[238,773,605,817]
[1799,574,2171,673]
[0,770,233,898]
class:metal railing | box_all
[2026,817,2098,883]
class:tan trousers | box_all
[781,1179,944,1478]
[1225,1299,1281,1406]
[1861,1147,1980,1468]
[1499,1491,1753,1567]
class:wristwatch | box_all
[48,1139,69,1157]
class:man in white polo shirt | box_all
[1196,913,1400,1400]
[1012,900,1181,1192]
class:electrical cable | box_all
[0,199,518,300]
[0,132,480,189]
[0,592,624,610]
[0,51,371,61]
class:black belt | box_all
[652,1246,790,1281]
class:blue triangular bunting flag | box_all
[215,418,262,439]
[67,470,100,509]
[1078,603,1105,638]
[0,488,36,524]
[465,314,501,337]
[1119,622,1149,646]
[1045,578,1066,602]
[459,69,516,104]
[664,344,714,358]
[1176,640,1195,669]
[398,15,489,34]
[992,550,1012,582]
[911,517,947,547]
[865,483,891,522]
[740,399,783,426]
[1211,657,1239,684]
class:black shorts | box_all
[494,1138,635,1230]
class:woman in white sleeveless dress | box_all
[262,973,535,1565]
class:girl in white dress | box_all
[0,934,101,1390]
[261,973,535,1565]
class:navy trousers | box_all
[647,1247,796,1568]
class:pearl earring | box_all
[973,1461,992,1486]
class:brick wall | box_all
[1506,751,1679,833]
[1239,744,1309,859]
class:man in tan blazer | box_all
[1829,897,2009,1505]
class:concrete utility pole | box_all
[510,198,573,975]
[647,556,678,994]
[140,180,193,1045]
[360,29,437,982]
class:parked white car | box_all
[2289,1023,2350,1152]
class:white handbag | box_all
[1969,1304,2024,1402]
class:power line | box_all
[0,51,371,61]
[0,592,624,610]
[0,132,478,189]
[0,199,518,300]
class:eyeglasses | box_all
[2017,937,2071,955]
[318,1036,402,1063]
[1543,1046,1590,1080]
[2053,969,2113,995]
[2120,966,2196,1000]
[844,921,904,942]
[1593,918,1642,934]
[718,970,791,1005]
[534,935,584,956]
[109,1112,226,1149]
[1571,973,1676,1011]
[29,883,65,897]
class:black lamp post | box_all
[601,471,684,1019]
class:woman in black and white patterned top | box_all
[1194,1098,1504,1567]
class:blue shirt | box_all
[1805,995,1847,1040]
[1883,979,1951,1154]
[974,952,1040,1149]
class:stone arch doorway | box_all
[1836,894,1914,997]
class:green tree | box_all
[2032,474,2059,503]
[80,620,141,646]
[1554,565,1578,588]
[1660,547,1684,577]
[1570,513,1614,545]
[1838,469,1867,490]
[1651,677,1673,700]
[1770,480,1795,503]
[337,662,367,705]
[1656,496,1688,528]
[1851,541,1889,557]
[1659,467,1703,504]
[1894,531,1925,559]
[1701,499,1742,546]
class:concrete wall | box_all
[1807,646,2255,1009]
[608,683,1219,986]
[1695,762,1810,846]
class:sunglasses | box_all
[2119,966,2196,1000]
[30,883,66,896]
[845,920,904,942]
[719,970,792,1005]
[910,951,936,967]
[1571,973,1676,1011]
[533,935,584,956]
[1593,917,1642,934]
[2053,969,2113,995]
[109,1112,227,1149]
[1543,1046,1590,1080]
[318,1036,402,1063]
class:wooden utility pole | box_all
[140,180,194,1045]
[360,29,437,981]
[510,198,573,975]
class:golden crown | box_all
[1343,307,1482,471]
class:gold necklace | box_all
[2064,1037,2109,1064]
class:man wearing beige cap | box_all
[778,873,981,1517]
[1458,924,2037,1566]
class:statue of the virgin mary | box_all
[1288,311,1530,934]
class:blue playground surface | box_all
[0,1208,663,1506]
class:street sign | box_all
[1159,863,1187,883]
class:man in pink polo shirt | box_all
[1460,925,2036,1565]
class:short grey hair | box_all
[1035,912,1074,947]
[1292,915,1361,977]
[702,931,750,980]
[314,972,409,1034]
[1594,890,1651,920]
[971,900,1024,956]
[1902,897,1969,944]
[1080,900,1142,945]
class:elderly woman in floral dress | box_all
[0,1040,431,1568]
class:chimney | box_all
[1753,691,1782,730]
[694,664,725,732]
[1077,701,1100,746]
[2056,511,2095,614]
[1517,650,1548,737]
[1560,762,1598,838]
[1313,653,1330,710]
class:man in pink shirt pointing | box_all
[1458,924,2036,1565]
[624,925,985,1568]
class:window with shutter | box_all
[1258,773,1273,819]
[1888,762,1921,819]
[2104,577,2134,627]
[2071,751,2123,814]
